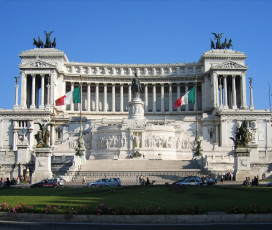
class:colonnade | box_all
[214,73,248,109]
[19,73,51,109]
[65,81,201,113]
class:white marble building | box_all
[0,47,271,180]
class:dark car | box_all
[30,179,58,188]
[173,177,187,185]
[205,177,216,186]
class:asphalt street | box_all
[1,221,272,230]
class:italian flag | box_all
[174,86,196,108]
[55,87,81,106]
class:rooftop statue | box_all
[131,73,142,98]
[230,121,252,149]
[211,33,232,50]
[33,31,56,48]
[34,123,50,148]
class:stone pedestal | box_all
[31,148,53,183]
[234,148,251,181]
[16,144,30,164]
[128,96,145,119]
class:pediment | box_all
[20,60,56,69]
[212,61,247,70]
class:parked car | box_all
[176,176,203,186]
[86,178,122,187]
[30,179,59,188]
[205,177,216,186]
[86,179,110,188]
[266,182,272,187]
[108,178,121,186]
[173,177,187,185]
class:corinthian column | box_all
[161,83,164,112]
[232,75,237,109]
[144,84,148,112]
[95,83,99,112]
[241,73,248,109]
[20,72,27,109]
[169,84,173,112]
[30,74,36,109]
[112,83,115,112]
[185,83,189,111]
[87,83,91,111]
[152,84,156,112]
[103,83,107,112]
[120,84,123,112]
[39,74,45,109]
[223,75,228,109]
[177,83,181,111]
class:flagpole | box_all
[195,76,198,133]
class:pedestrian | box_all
[17,177,20,185]
[220,175,223,183]
[6,177,11,188]
[136,175,139,185]
[82,175,86,184]
[262,172,266,182]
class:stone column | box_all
[128,84,131,102]
[144,84,148,112]
[50,124,55,147]
[232,75,237,109]
[95,83,99,112]
[152,84,156,112]
[185,83,189,111]
[71,82,74,111]
[241,73,248,109]
[14,78,19,109]
[20,72,27,109]
[12,121,17,151]
[38,74,44,109]
[169,84,173,112]
[30,74,36,109]
[112,83,115,112]
[249,77,254,110]
[87,83,91,111]
[212,72,218,108]
[219,77,223,108]
[120,84,124,112]
[177,83,181,111]
[223,75,228,109]
[161,83,164,112]
[103,83,107,112]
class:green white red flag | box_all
[55,87,81,106]
[174,86,196,108]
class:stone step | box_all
[79,159,200,172]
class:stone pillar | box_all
[95,83,99,112]
[12,121,18,151]
[103,83,107,112]
[128,84,132,103]
[219,77,223,108]
[185,83,189,111]
[223,75,228,109]
[14,78,19,109]
[39,74,45,109]
[31,148,53,183]
[71,82,74,111]
[161,83,165,112]
[249,77,254,110]
[212,72,219,108]
[232,75,237,109]
[169,84,173,112]
[120,84,124,112]
[112,83,115,112]
[20,72,27,109]
[152,84,156,112]
[50,124,55,147]
[30,74,36,109]
[241,73,248,109]
[87,83,91,111]
[144,84,148,112]
[177,83,181,111]
[28,121,34,150]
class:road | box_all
[1,222,272,230]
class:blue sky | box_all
[0,0,272,110]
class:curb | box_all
[0,212,272,224]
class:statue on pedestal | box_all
[34,123,50,148]
[131,73,142,98]
[230,121,252,149]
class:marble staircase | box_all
[62,159,202,184]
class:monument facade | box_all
[0,35,271,181]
